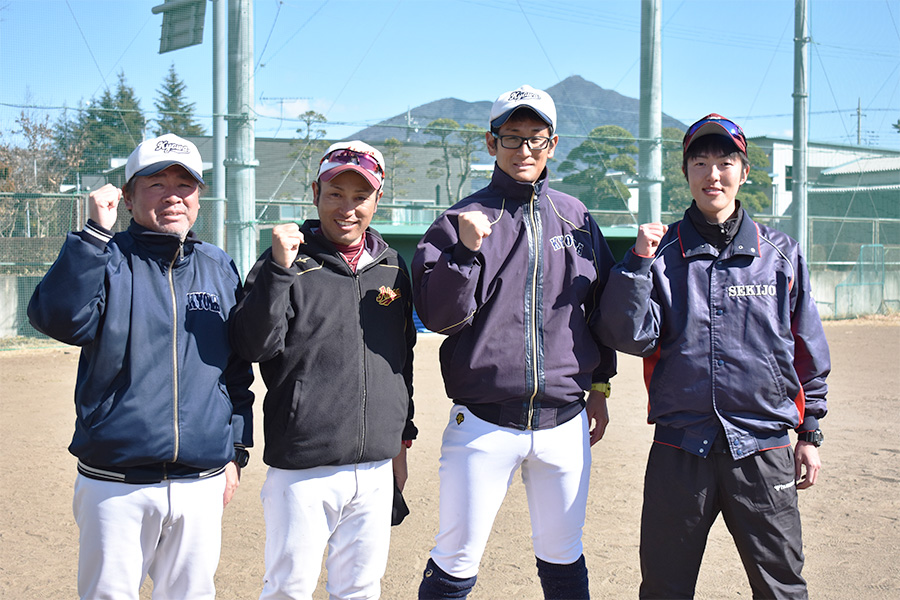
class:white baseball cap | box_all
[317,140,385,190]
[125,133,204,184]
[489,85,557,134]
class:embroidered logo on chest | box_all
[376,286,401,306]
[727,284,777,298]
[186,291,222,315]
[549,233,584,256]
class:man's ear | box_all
[311,181,320,206]
[485,131,498,157]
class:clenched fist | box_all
[88,184,122,231]
[458,211,493,252]
[271,223,305,268]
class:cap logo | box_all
[154,139,191,155]
[508,90,541,101]
[376,286,401,306]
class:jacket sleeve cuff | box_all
[622,247,654,275]
[450,242,479,266]
[78,219,114,248]
[796,416,820,432]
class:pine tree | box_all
[154,64,206,137]
[59,72,146,172]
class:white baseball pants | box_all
[429,405,591,579]
[73,472,226,600]
[259,460,393,600]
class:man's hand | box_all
[586,389,610,446]
[392,445,409,493]
[271,222,305,268]
[223,461,241,507]
[458,211,492,252]
[795,441,821,489]
[88,184,122,231]
[634,223,668,257]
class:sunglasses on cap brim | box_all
[683,117,746,151]
[321,149,383,176]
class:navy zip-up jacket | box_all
[597,210,830,460]
[412,165,617,430]
[27,220,254,482]
[229,222,416,470]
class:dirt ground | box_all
[1,318,898,599]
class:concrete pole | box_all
[226,0,257,279]
[639,0,663,225]
[211,0,226,248]
[792,0,810,256]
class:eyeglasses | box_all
[683,115,746,151]
[491,134,553,150]
[320,149,384,176]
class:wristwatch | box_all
[590,382,611,398]
[797,429,824,447]
[233,447,250,468]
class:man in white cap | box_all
[412,85,618,599]
[230,140,417,600]
[28,133,254,599]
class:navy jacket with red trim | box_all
[597,209,830,459]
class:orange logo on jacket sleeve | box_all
[376,286,401,306]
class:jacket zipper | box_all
[354,270,368,462]
[168,242,183,467]
[526,184,541,429]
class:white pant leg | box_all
[147,474,226,600]
[74,474,164,600]
[259,461,392,600]
[324,460,393,600]
[430,406,530,579]
[522,410,591,563]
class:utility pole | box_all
[212,0,226,248]
[226,0,258,279]
[792,0,810,257]
[639,0,663,224]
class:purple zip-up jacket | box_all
[412,165,617,430]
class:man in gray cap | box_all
[412,85,617,599]
[28,133,254,600]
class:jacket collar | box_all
[127,220,198,257]
[488,163,548,203]
[677,208,760,260]
[300,220,389,264]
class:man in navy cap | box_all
[598,114,830,599]
[412,85,618,599]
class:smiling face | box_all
[312,170,382,246]
[486,114,557,183]
[123,165,200,237]
[686,151,749,223]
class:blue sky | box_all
[2,0,898,150]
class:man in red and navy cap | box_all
[597,114,830,599]
[230,140,417,599]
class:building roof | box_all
[748,135,900,156]
[821,155,900,176]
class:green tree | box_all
[661,126,692,213]
[424,119,485,204]
[154,64,206,137]
[382,137,415,202]
[450,124,483,204]
[289,111,328,200]
[738,142,772,214]
[58,72,146,173]
[558,125,637,210]
[423,118,458,204]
